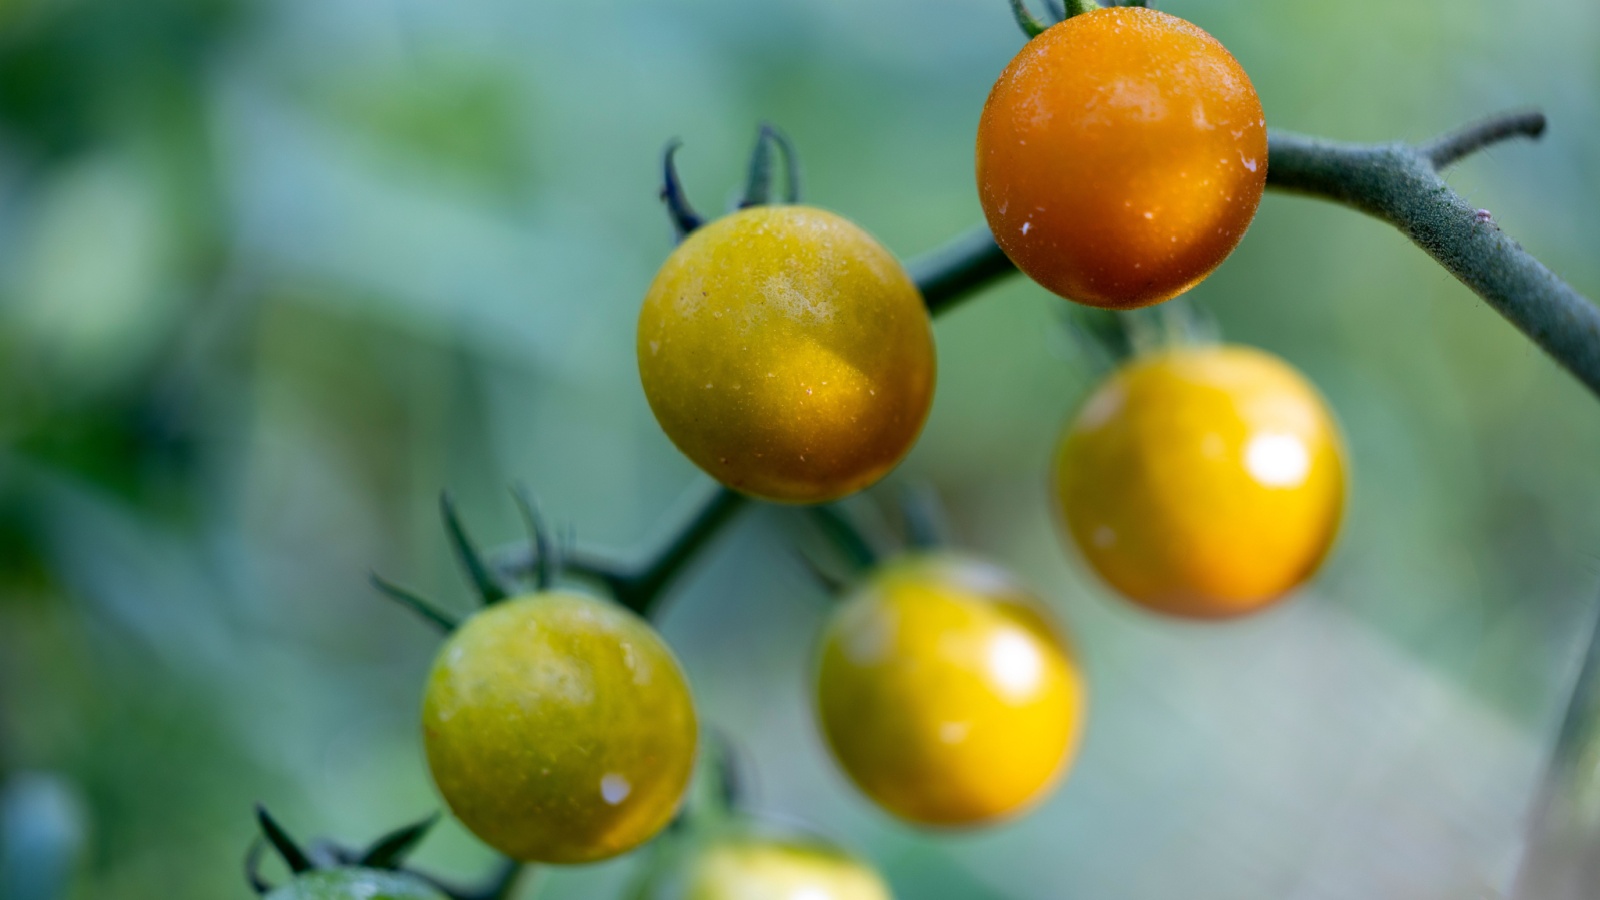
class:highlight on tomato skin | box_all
[420,591,699,864]
[976,5,1268,310]
[637,204,937,506]
[813,554,1087,828]
[1053,344,1347,619]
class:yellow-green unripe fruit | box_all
[421,592,698,863]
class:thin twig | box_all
[1268,112,1600,398]
[1421,109,1546,170]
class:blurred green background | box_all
[1,0,1598,897]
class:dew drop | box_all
[600,774,631,806]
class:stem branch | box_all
[499,108,1599,628]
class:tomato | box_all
[814,554,1085,826]
[635,826,893,900]
[637,205,936,505]
[421,592,698,863]
[264,869,449,900]
[1054,344,1345,618]
[976,6,1267,309]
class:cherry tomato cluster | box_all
[263,3,1355,898]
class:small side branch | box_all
[1421,109,1546,171]
[1268,111,1600,398]
[493,482,749,617]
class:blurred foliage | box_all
[0,0,1597,898]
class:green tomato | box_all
[264,868,449,900]
[637,827,892,900]
[422,591,699,864]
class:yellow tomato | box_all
[815,555,1085,827]
[638,828,893,900]
[637,205,936,504]
[421,592,697,863]
[1054,344,1346,618]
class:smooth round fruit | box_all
[1054,344,1345,618]
[977,6,1267,309]
[421,592,698,864]
[638,828,893,900]
[638,205,936,504]
[815,555,1085,826]
[264,869,450,900]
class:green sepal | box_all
[256,805,314,875]
[440,493,512,606]
[358,813,439,870]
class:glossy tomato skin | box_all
[1054,345,1345,618]
[815,555,1086,827]
[264,869,450,900]
[977,7,1267,309]
[636,825,893,900]
[422,592,698,864]
[638,205,935,505]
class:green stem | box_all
[909,224,1014,316]
[1006,0,1049,38]
[1268,111,1600,398]
[494,482,748,617]
[497,109,1597,626]
[917,110,1600,400]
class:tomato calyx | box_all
[372,488,570,633]
[1007,0,1152,39]
[737,124,800,210]
[658,124,802,243]
[249,807,526,900]
[797,487,962,597]
[1006,0,1097,38]
[660,140,705,241]
[1118,295,1221,358]
[248,806,434,892]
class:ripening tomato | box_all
[977,6,1267,309]
[1054,344,1345,618]
[815,555,1085,826]
[265,869,450,900]
[636,827,893,900]
[421,592,698,863]
[638,205,936,505]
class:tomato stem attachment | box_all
[359,812,439,870]
[255,805,313,875]
[370,572,461,632]
[426,858,530,900]
[1009,0,1097,35]
[245,838,272,895]
[1006,0,1050,37]
[795,549,851,595]
[810,504,881,572]
[441,492,513,606]
[660,140,705,241]
[510,483,556,591]
[738,123,801,208]
[1119,295,1219,356]
[494,481,748,616]
[897,484,951,550]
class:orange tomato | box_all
[1054,345,1345,618]
[977,7,1267,309]
[815,554,1086,826]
